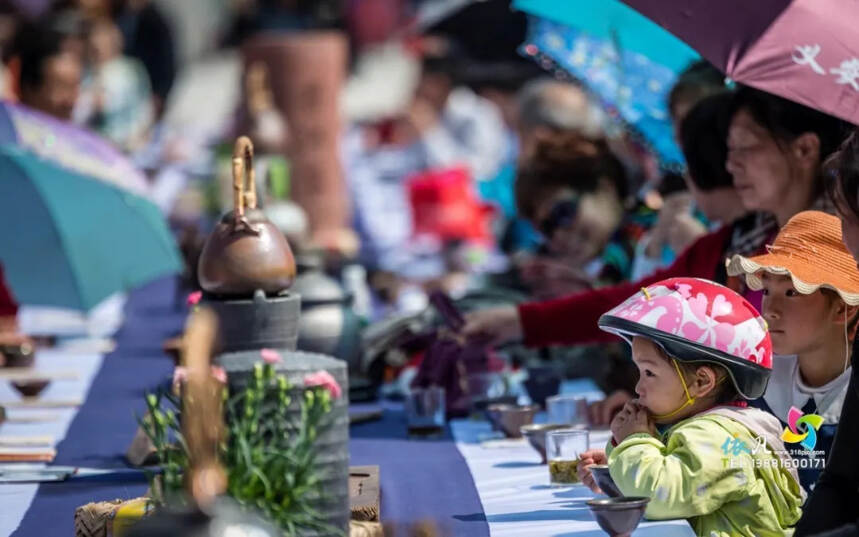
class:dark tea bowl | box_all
[589,464,623,498]
[586,497,650,537]
[520,423,568,463]
[11,379,51,397]
[485,404,538,438]
[472,395,518,417]
[1,342,35,368]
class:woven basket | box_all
[350,521,384,537]
[75,498,149,537]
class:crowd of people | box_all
[1,1,859,535]
[458,56,859,537]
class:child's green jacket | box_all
[606,406,806,537]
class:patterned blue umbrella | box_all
[515,0,701,169]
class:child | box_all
[727,210,858,492]
[579,277,805,537]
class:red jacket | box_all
[0,263,18,317]
[519,224,735,347]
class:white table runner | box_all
[450,378,695,536]
[0,349,103,536]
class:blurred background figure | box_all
[516,79,604,160]
[514,134,633,296]
[73,16,153,150]
[406,36,507,184]
[628,61,727,279]
[112,0,176,118]
[6,20,82,119]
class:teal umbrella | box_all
[0,146,182,310]
[514,0,701,168]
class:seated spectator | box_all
[465,89,849,425]
[515,78,604,161]
[7,20,82,120]
[74,17,153,151]
[578,278,804,536]
[514,134,635,295]
[501,77,606,254]
[407,36,508,183]
[630,61,727,278]
[728,211,859,493]
[794,128,859,536]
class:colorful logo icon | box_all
[781,406,824,451]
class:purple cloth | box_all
[13,277,489,536]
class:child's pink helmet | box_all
[598,277,772,399]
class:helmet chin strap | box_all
[651,359,696,421]
[651,359,728,421]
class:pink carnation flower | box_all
[186,291,203,306]
[303,370,342,399]
[172,366,188,390]
[210,365,228,384]
[172,365,227,388]
[260,348,283,364]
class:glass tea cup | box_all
[547,428,590,485]
[405,386,446,438]
[546,394,589,427]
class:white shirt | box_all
[763,354,851,424]
[418,87,507,182]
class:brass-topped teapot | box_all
[198,136,296,297]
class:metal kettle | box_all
[198,137,296,297]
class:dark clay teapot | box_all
[198,136,296,297]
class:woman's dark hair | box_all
[827,130,859,220]
[515,133,628,221]
[730,86,851,165]
[679,92,734,191]
[668,60,725,120]
[6,21,67,94]
[657,172,688,197]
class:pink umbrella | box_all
[621,0,859,124]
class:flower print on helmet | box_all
[599,277,772,399]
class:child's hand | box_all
[577,449,608,493]
[587,390,633,426]
[610,400,655,443]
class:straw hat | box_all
[727,211,859,305]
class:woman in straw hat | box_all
[728,211,859,493]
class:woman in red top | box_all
[464,88,849,407]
